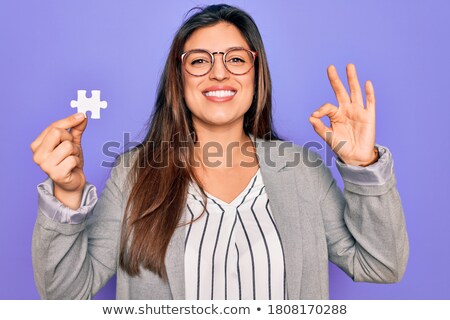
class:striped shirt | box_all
[184,168,287,300]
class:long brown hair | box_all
[119,4,280,279]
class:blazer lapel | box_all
[165,224,185,299]
[255,137,303,300]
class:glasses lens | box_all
[183,50,212,76]
[224,49,255,75]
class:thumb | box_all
[70,116,88,145]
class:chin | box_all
[204,115,240,126]
[196,110,244,127]
[189,98,251,128]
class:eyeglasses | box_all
[180,47,258,77]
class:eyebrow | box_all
[185,46,249,52]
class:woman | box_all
[30,4,408,299]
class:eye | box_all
[230,57,245,63]
[191,58,208,65]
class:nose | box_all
[209,53,229,81]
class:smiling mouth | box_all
[203,90,237,97]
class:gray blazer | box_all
[32,137,409,299]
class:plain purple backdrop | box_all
[1,0,449,299]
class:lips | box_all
[202,85,237,102]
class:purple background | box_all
[1,0,449,299]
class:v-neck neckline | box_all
[189,168,261,207]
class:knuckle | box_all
[68,143,75,155]
[49,126,59,134]
[33,149,48,165]
[68,156,78,167]
[51,169,67,183]
[40,161,50,173]
[321,103,335,111]
[48,127,62,139]
[32,153,40,164]
[30,141,37,152]
[66,155,79,168]
[60,140,74,153]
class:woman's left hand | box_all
[309,64,378,167]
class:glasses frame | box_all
[180,47,258,77]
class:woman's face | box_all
[182,22,255,130]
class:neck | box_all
[193,116,251,143]
[192,118,256,169]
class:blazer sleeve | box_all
[32,154,131,299]
[316,145,409,283]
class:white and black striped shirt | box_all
[184,168,287,300]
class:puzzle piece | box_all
[70,90,107,119]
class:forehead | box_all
[184,22,250,52]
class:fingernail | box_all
[74,112,86,119]
[312,111,320,116]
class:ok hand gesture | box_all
[309,64,378,167]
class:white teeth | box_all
[204,90,236,97]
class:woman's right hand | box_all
[31,113,88,209]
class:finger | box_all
[31,113,86,152]
[365,80,376,113]
[69,116,88,145]
[47,141,82,167]
[33,128,74,165]
[308,116,333,145]
[327,65,350,105]
[38,127,73,154]
[52,156,82,182]
[346,64,364,106]
[311,103,339,120]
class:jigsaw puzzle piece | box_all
[70,90,107,119]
